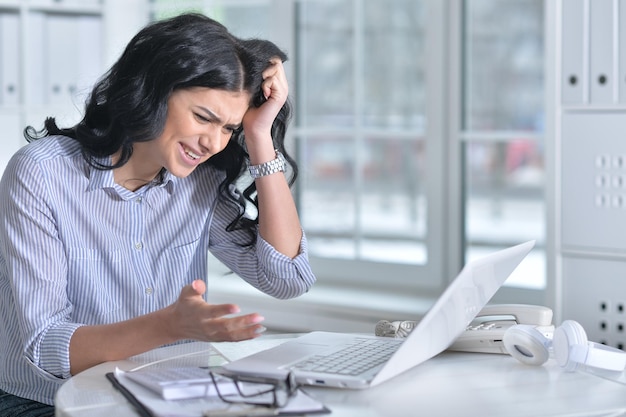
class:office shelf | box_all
[555,0,626,348]
[0,1,103,173]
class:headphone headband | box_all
[580,341,626,371]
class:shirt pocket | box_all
[157,238,204,285]
[67,247,123,321]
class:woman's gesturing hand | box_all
[167,280,266,342]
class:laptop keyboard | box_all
[290,338,403,376]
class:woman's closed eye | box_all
[226,125,242,135]
[194,113,240,134]
[194,112,211,123]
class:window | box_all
[461,0,545,290]
[148,0,547,302]
[151,0,271,38]
[293,0,441,291]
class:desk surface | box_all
[55,334,626,417]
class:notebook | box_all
[220,240,535,389]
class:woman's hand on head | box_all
[165,279,266,342]
[242,58,288,142]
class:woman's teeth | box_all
[184,147,200,160]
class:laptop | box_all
[220,240,535,389]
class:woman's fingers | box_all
[201,313,267,341]
[243,58,289,141]
[261,58,288,103]
[172,282,266,342]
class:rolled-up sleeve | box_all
[252,231,316,298]
[37,323,83,379]
[208,198,316,299]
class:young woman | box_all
[0,13,316,415]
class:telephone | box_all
[447,304,554,354]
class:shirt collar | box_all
[86,157,177,195]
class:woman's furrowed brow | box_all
[196,106,220,122]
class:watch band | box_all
[248,150,286,179]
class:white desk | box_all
[55,335,626,417]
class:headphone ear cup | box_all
[503,324,551,366]
[553,320,588,372]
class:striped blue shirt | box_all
[0,135,316,405]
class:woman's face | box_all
[134,87,250,179]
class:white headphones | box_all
[503,320,626,372]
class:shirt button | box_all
[134,242,143,250]
[145,287,153,295]
[136,197,142,204]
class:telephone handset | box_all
[447,304,554,354]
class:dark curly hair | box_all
[24,13,297,246]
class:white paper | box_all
[210,338,294,362]
[112,368,326,417]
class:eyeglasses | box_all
[208,370,298,409]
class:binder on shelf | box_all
[619,0,626,103]
[0,113,22,176]
[75,15,103,103]
[45,14,78,106]
[25,12,46,107]
[0,12,20,107]
[561,0,586,105]
[588,0,615,104]
[42,13,103,109]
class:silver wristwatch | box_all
[248,150,286,179]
